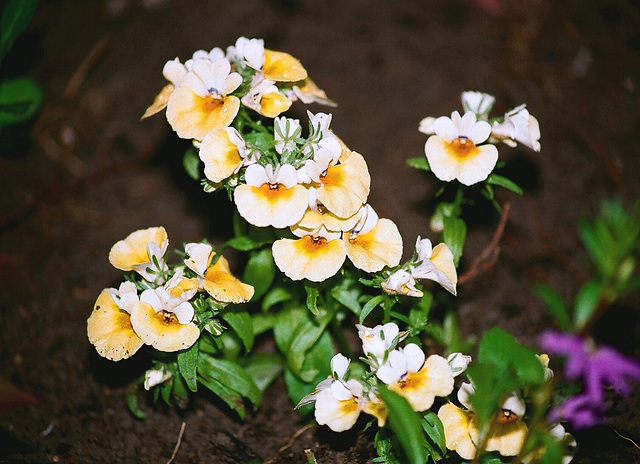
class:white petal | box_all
[403,344,426,373]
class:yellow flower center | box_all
[156,311,179,326]
[320,165,343,187]
[445,137,479,160]
[301,235,328,253]
[396,371,425,391]
[256,182,295,203]
[496,409,520,424]
[200,95,225,115]
[340,397,359,415]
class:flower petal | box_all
[203,255,255,303]
[346,218,403,272]
[272,236,347,282]
[130,301,199,352]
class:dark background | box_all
[1,1,639,462]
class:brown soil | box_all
[1,1,640,463]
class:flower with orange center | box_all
[345,205,403,273]
[199,127,250,183]
[381,269,423,298]
[129,271,200,352]
[438,383,529,460]
[297,354,365,432]
[424,110,498,186]
[234,163,309,228]
[87,282,144,361]
[108,226,169,284]
[241,77,292,118]
[409,236,457,295]
[166,58,242,140]
[227,37,308,83]
[272,225,347,282]
[202,255,255,304]
[376,344,454,412]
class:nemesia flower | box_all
[356,322,401,366]
[539,331,640,429]
[273,225,347,282]
[447,352,472,377]
[461,90,495,117]
[166,58,242,140]
[376,344,454,412]
[202,255,255,304]
[381,269,423,298]
[241,77,292,118]
[233,163,309,228]
[199,127,250,183]
[227,37,265,71]
[522,423,576,464]
[108,226,169,284]
[297,354,365,432]
[144,367,172,390]
[290,77,337,107]
[87,283,144,361]
[424,110,499,185]
[438,383,528,460]
[491,104,541,152]
[129,271,200,352]
[410,237,457,295]
[344,205,403,273]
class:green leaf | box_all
[221,310,254,352]
[198,353,262,410]
[534,283,571,331]
[242,248,276,301]
[177,343,199,392]
[406,156,431,172]
[286,311,334,381]
[377,386,427,464]
[0,0,37,64]
[243,353,283,392]
[0,76,42,126]
[422,410,447,460]
[573,279,603,332]
[360,294,385,323]
[182,147,200,181]
[261,286,295,312]
[223,236,265,252]
[251,312,274,335]
[198,371,247,419]
[331,279,362,315]
[126,386,146,420]
[442,215,467,266]
[274,306,308,353]
[304,284,320,316]
[487,173,523,195]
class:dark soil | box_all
[1,0,640,463]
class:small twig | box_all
[264,423,315,464]
[459,200,512,285]
[166,421,186,464]
[64,37,110,99]
[614,429,640,451]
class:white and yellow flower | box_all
[297,354,364,432]
[376,344,454,412]
[290,77,336,107]
[166,58,242,140]
[87,281,144,361]
[129,270,200,352]
[424,110,498,185]
[355,322,402,366]
[344,205,403,273]
[491,104,541,152]
[241,77,292,118]
[202,255,255,304]
[234,163,309,228]
[143,367,172,390]
[272,225,347,282]
[410,237,457,295]
[199,127,250,183]
[381,269,423,298]
[438,383,529,460]
[108,226,169,284]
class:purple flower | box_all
[539,331,640,429]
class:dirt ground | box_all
[1,0,640,462]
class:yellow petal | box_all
[203,255,255,304]
[263,49,308,82]
[199,128,244,182]
[141,83,174,120]
[389,355,454,412]
[87,290,144,361]
[108,226,168,271]
[472,416,528,457]
[293,78,336,106]
[258,91,292,118]
[317,151,370,218]
[234,183,309,228]
[430,242,458,295]
[363,399,388,427]
[130,301,199,352]
[272,236,347,282]
[166,87,240,140]
[297,206,360,232]
[437,403,476,460]
[346,218,403,272]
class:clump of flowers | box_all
[86,37,640,464]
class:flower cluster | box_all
[87,226,254,362]
[419,90,540,185]
[298,322,461,432]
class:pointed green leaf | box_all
[242,247,276,301]
[406,156,431,172]
[534,283,571,331]
[221,310,254,352]
[177,342,199,392]
[182,147,200,180]
[487,173,523,195]
[0,0,37,64]
[573,279,603,332]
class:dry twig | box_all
[166,421,186,464]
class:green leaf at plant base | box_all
[487,173,523,195]
[242,247,276,301]
[573,279,603,332]
[406,156,431,172]
[177,342,199,392]
[126,385,147,420]
[0,76,42,127]
[331,277,362,316]
[242,353,283,392]
[286,310,334,382]
[261,286,295,312]
[377,386,428,464]
[442,215,467,266]
[0,0,37,64]
[534,283,571,331]
[182,147,200,181]
[221,310,254,352]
